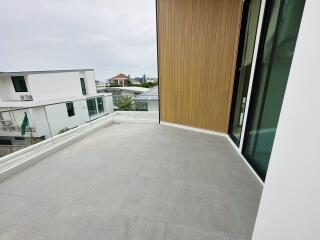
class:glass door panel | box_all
[229,0,262,145]
[243,0,306,180]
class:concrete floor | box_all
[0,123,262,240]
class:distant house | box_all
[109,73,129,87]
[95,80,108,90]
[134,86,158,111]
[104,86,149,109]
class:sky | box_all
[0,0,157,81]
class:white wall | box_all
[44,95,112,135]
[0,75,31,101]
[0,77,11,101]
[0,70,97,101]
[45,100,90,136]
[28,72,84,100]
[82,70,97,95]
[252,1,320,239]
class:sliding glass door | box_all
[242,0,306,180]
[229,0,262,145]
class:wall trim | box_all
[226,135,264,186]
[239,0,267,150]
[160,121,227,137]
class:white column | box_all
[252,1,320,239]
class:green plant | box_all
[110,83,120,87]
[115,96,133,111]
[126,82,158,88]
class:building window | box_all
[0,139,12,145]
[86,98,97,116]
[66,102,75,117]
[14,137,25,140]
[12,76,28,92]
[80,78,87,95]
[97,97,104,113]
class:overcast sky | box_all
[0,0,157,80]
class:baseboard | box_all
[160,121,227,137]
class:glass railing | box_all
[112,95,157,111]
[0,95,113,158]
[112,86,159,112]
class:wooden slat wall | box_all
[157,0,243,133]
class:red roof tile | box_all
[110,73,128,80]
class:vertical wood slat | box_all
[157,0,243,133]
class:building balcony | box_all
[0,112,262,240]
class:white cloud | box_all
[0,0,157,79]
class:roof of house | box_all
[134,86,158,101]
[0,69,94,76]
[110,73,128,80]
[109,86,149,93]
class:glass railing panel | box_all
[44,99,91,137]
[0,90,156,159]
[111,86,159,112]
[0,94,114,159]
[0,106,53,158]
[88,95,114,122]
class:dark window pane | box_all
[66,102,75,117]
[243,0,306,180]
[86,99,97,116]
[0,139,12,145]
[80,78,87,95]
[11,76,28,92]
[97,97,104,113]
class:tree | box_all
[115,96,133,111]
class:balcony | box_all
[0,112,262,240]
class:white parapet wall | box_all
[0,111,158,182]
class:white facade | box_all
[252,1,320,239]
[0,69,113,147]
[0,69,96,101]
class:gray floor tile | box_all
[0,123,262,239]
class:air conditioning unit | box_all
[20,95,33,101]
[1,120,13,126]
[20,95,27,101]
[9,126,16,132]
[1,126,9,131]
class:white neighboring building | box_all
[95,80,108,91]
[0,69,113,148]
[134,86,159,111]
[0,69,97,101]
[106,86,150,97]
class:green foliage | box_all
[115,96,133,111]
[127,81,158,88]
[135,102,148,111]
[109,83,120,87]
